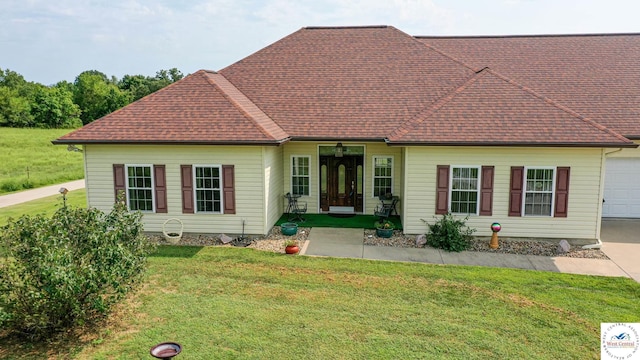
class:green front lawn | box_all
[0,189,87,227]
[4,246,637,359]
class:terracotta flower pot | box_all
[285,245,299,254]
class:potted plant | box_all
[374,219,395,238]
[284,239,299,254]
[280,222,298,236]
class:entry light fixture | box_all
[335,142,344,157]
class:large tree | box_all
[119,67,184,101]
[0,86,34,127]
[73,71,131,124]
[31,85,81,128]
[0,68,183,127]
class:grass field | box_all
[0,189,87,226]
[2,246,638,359]
[0,127,84,194]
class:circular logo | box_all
[602,323,640,360]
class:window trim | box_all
[522,166,556,217]
[372,155,394,198]
[192,164,224,214]
[125,164,155,213]
[291,155,311,196]
[448,165,481,216]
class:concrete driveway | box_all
[600,219,640,282]
[0,179,85,208]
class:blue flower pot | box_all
[376,228,394,238]
[281,222,298,236]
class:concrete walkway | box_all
[301,227,636,281]
[0,179,85,208]
[601,219,640,282]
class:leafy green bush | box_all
[424,213,476,252]
[0,199,154,338]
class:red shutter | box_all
[222,165,236,214]
[479,166,494,216]
[154,165,167,213]
[554,167,570,218]
[436,165,449,215]
[181,165,194,214]
[113,164,126,202]
[509,166,524,217]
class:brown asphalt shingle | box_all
[56,26,638,147]
[56,70,288,144]
[387,68,634,146]
[219,26,476,139]
[417,33,640,138]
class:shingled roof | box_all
[56,26,638,148]
[219,26,475,140]
[387,68,633,146]
[417,33,640,139]
[57,70,289,144]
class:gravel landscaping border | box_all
[148,227,609,259]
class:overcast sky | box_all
[2,0,639,85]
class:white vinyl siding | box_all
[84,145,268,235]
[126,164,154,212]
[194,165,222,213]
[264,146,284,228]
[450,166,480,215]
[373,156,393,197]
[524,167,555,216]
[403,146,604,240]
[291,156,310,196]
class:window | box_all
[126,165,154,211]
[450,166,480,214]
[373,156,393,197]
[292,156,310,196]
[194,165,222,213]
[524,168,555,216]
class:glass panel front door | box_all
[319,153,363,212]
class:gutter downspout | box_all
[586,148,625,249]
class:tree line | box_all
[0,68,183,129]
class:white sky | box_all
[1,0,639,85]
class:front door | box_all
[319,155,363,212]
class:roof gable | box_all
[388,68,634,146]
[220,26,476,139]
[56,70,288,144]
[417,33,640,138]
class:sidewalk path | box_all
[301,227,634,280]
[0,179,85,208]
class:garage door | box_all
[603,158,640,218]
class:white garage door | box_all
[603,158,640,218]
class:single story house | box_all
[54,26,640,244]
